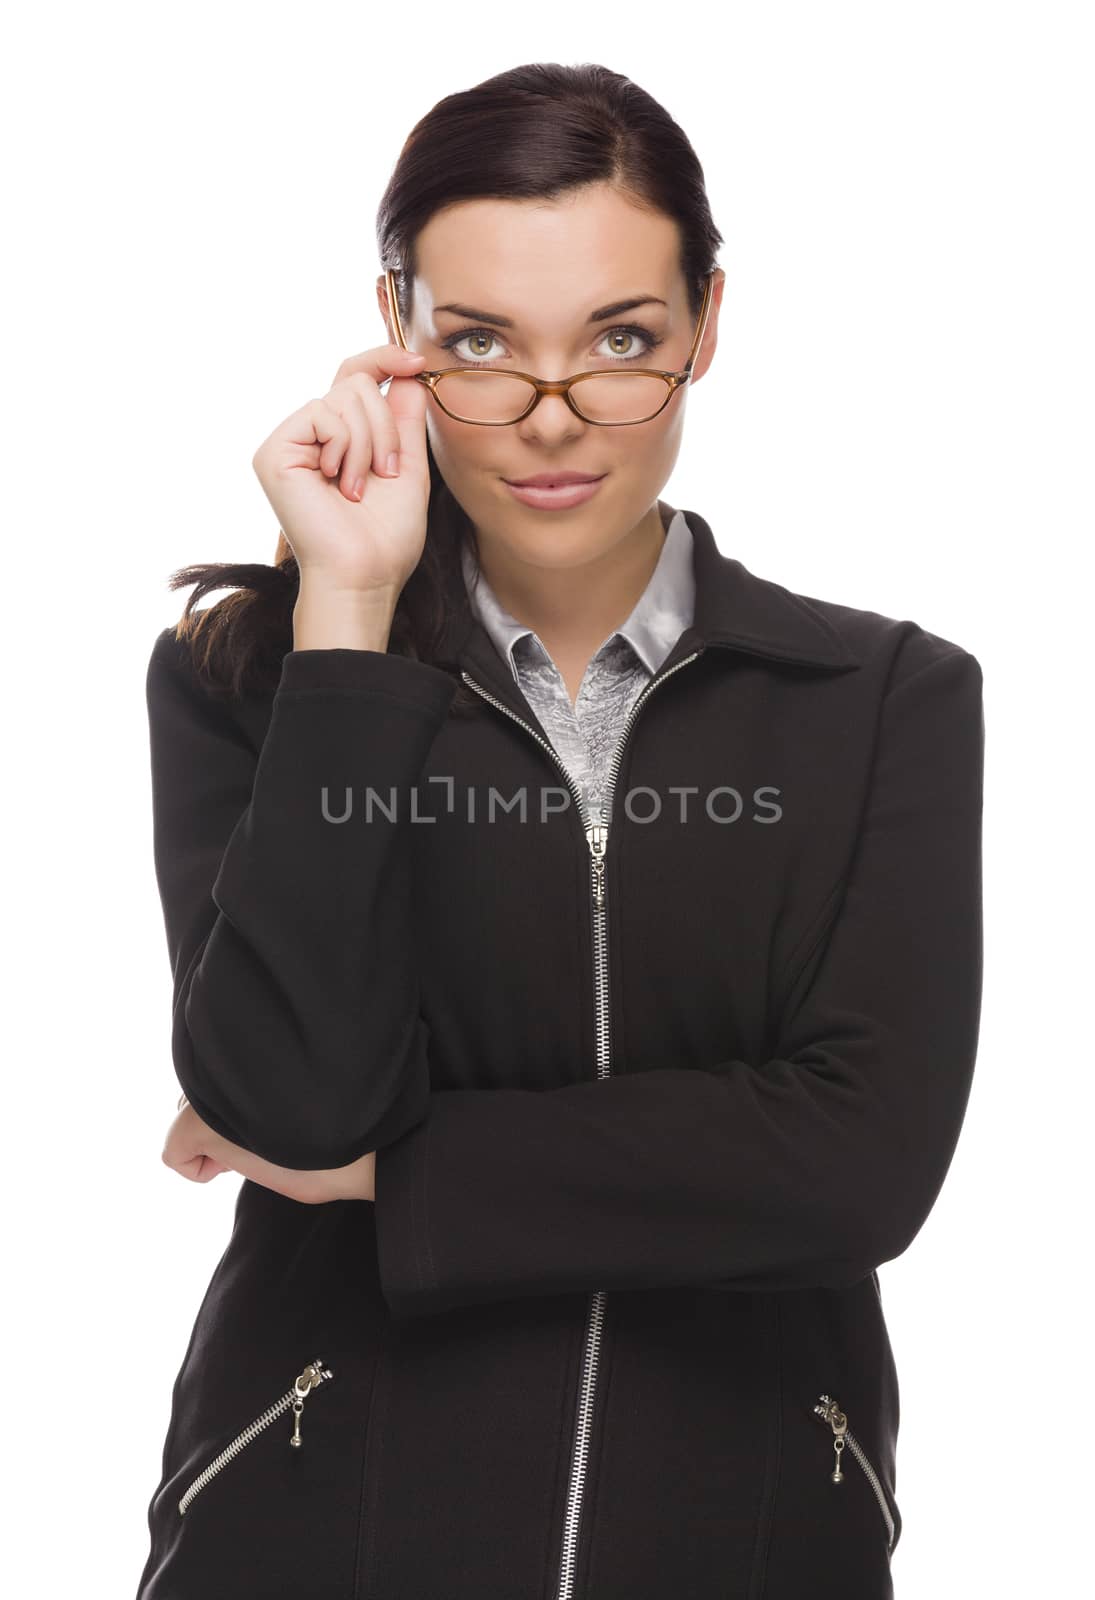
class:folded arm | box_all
[373,647,985,1319]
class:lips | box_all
[503,472,606,487]
[502,476,607,510]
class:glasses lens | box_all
[434,372,537,423]
[434,371,670,424]
[569,374,671,424]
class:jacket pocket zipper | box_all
[178,1357,335,1516]
[812,1394,896,1552]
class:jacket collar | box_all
[433,502,860,709]
[682,508,860,671]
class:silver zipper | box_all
[462,647,702,1598]
[177,1357,335,1516]
[812,1394,896,1551]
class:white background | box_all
[3,2,1090,1594]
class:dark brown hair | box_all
[166,62,724,712]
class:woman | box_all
[136,62,984,1600]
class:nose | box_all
[518,389,587,443]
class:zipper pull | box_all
[586,822,608,908]
[289,1358,332,1449]
[814,1394,848,1483]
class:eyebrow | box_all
[433,295,668,328]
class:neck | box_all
[471,499,674,666]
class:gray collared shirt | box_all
[460,508,696,824]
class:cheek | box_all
[625,409,682,467]
[426,409,491,472]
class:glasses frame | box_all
[383,267,716,427]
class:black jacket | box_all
[136,508,984,1600]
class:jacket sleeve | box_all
[146,627,457,1169]
[373,645,984,1320]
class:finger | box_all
[377,363,431,479]
[324,385,373,499]
[337,371,406,486]
[304,397,352,481]
[330,344,425,392]
[165,1151,221,1183]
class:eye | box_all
[597,327,659,360]
[442,329,503,362]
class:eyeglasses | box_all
[383,268,716,426]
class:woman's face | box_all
[378,182,725,575]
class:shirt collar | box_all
[460,508,696,683]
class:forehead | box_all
[413,190,682,323]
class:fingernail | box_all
[352,477,365,499]
[386,452,400,477]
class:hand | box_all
[251,342,432,595]
[163,1097,376,1204]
